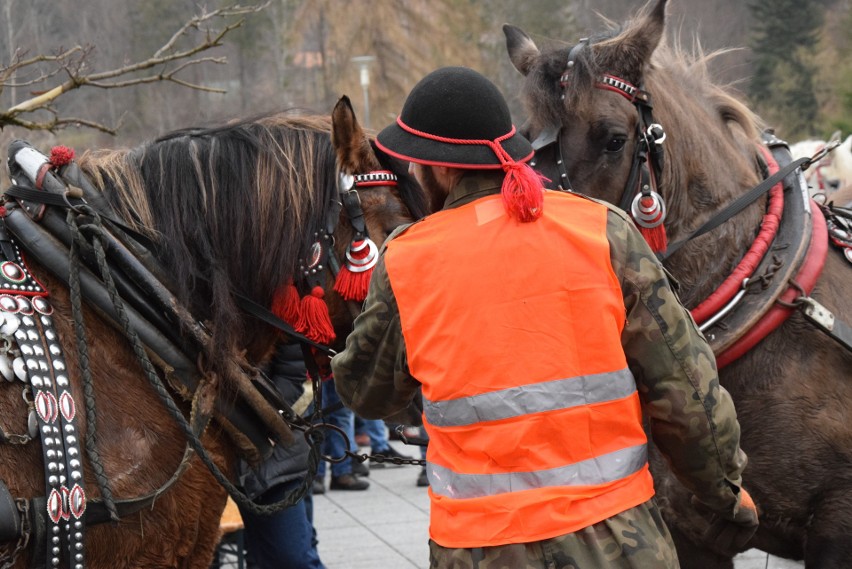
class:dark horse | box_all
[505,1,852,567]
[0,97,426,567]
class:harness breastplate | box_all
[0,231,87,568]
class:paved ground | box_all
[309,441,805,569]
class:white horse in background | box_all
[790,131,852,203]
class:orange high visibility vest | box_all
[384,191,654,548]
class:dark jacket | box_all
[237,342,310,500]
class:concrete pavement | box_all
[311,440,805,569]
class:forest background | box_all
[0,0,849,154]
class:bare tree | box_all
[0,2,268,134]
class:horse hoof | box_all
[0,314,19,336]
[12,357,27,382]
[0,355,13,381]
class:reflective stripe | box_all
[423,368,636,427]
[429,443,648,499]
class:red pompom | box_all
[49,146,75,168]
[296,286,336,344]
[501,162,545,222]
[271,282,302,326]
[333,238,376,302]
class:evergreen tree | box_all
[748,0,823,138]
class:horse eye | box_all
[605,137,627,153]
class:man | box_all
[331,66,757,568]
[237,342,326,569]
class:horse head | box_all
[327,95,428,342]
[505,0,768,306]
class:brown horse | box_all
[505,1,852,567]
[0,97,426,568]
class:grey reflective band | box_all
[428,443,647,499]
[423,368,637,427]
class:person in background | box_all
[311,377,369,492]
[236,342,326,569]
[330,66,758,568]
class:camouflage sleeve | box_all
[330,233,420,420]
[606,208,747,516]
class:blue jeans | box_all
[360,418,391,452]
[239,478,326,569]
[314,380,355,478]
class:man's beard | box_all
[419,166,448,214]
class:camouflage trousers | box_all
[428,499,679,569]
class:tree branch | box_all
[0,3,268,132]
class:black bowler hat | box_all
[376,66,534,168]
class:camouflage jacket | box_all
[331,171,747,523]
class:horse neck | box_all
[656,110,766,308]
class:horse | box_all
[0,96,427,568]
[790,133,852,202]
[504,1,852,567]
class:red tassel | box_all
[640,224,668,253]
[501,162,545,222]
[333,238,375,302]
[271,282,302,325]
[334,266,373,301]
[296,286,336,344]
[49,145,75,168]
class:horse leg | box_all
[804,489,852,568]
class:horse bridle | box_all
[539,38,669,231]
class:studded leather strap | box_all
[0,241,87,568]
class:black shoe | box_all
[351,460,370,477]
[416,468,429,487]
[371,444,412,468]
[312,476,325,495]
[330,473,370,491]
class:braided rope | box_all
[395,117,517,166]
[68,205,313,515]
[67,210,119,523]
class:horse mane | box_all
[76,111,341,373]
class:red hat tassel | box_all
[333,238,379,302]
[501,162,545,223]
[271,281,302,326]
[296,286,336,344]
[631,190,668,254]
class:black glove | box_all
[691,487,759,556]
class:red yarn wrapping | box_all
[639,224,668,253]
[501,162,545,222]
[296,286,336,344]
[49,146,75,168]
[270,282,302,326]
[333,240,373,302]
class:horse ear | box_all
[591,0,667,83]
[504,24,540,76]
[332,95,371,172]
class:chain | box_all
[0,499,30,569]
[302,419,427,468]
